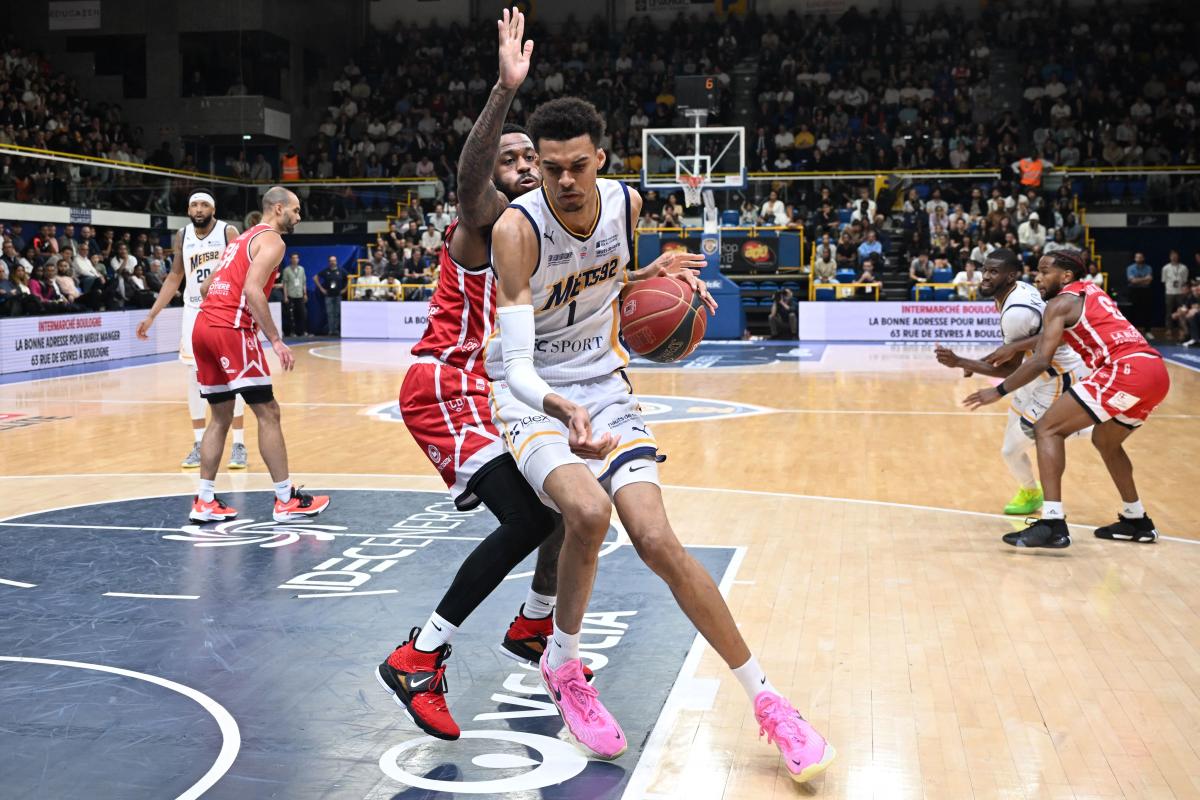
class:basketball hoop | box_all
[681,175,705,207]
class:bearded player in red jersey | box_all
[964,249,1170,548]
[375,8,703,740]
[190,186,330,524]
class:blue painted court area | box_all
[1159,344,1200,373]
[0,489,735,799]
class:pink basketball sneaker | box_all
[754,691,836,783]
[540,653,627,760]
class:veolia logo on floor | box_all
[1,489,660,795]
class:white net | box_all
[681,175,704,207]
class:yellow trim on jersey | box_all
[609,298,630,366]
[480,325,501,369]
[512,430,568,463]
[542,185,602,241]
[601,437,658,468]
[489,388,567,463]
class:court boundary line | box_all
[0,656,240,800]
[1,474,1193,543]
[103,592,200,600]
[622,545,747,800]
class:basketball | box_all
[620,276,708,363]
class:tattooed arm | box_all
[456,7,534,230]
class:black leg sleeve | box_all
[433,457,558,626]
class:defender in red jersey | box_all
[190,186,329,525]
[377,10,563,742]
[965,250,1170,547]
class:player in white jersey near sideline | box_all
[935,248,1089,514]
[137,191,249,469]
[487,96,835,783]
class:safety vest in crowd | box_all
[1018,158,1044,186]
[281,154,300,181]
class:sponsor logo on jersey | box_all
[534,335,605,354]
[547,251,573,267]
[596,233,621,256]
[540,256,621,312]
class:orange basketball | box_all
[620,276,708,363]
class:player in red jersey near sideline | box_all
[190,186,330,524]
[964,249,1170,547]
[375,8,703,741]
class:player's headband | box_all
[188,192,216,208]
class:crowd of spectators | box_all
[0,222,171,316]
[750,2,1198,176]
[0,45,192,212]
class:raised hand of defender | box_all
[272,339,295,372]
[497,6,534,91]
[933,345,960,369]
[565,403,617,460]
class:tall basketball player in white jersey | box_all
[488,97,835,782]
[934,249,1089,514]
[137,191,248,469]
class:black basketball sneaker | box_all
[1002,518,1071,548]
[1093,515,1158,543]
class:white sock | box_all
[1042,501,1065,520]
[198,479,215,503]
[547,619,580,671]
[232,428,245,445]
[732,655,778,701]
[1122,499,1145,519]
[414,612,457,651]
[193,428,204,443]
[524,589,555,620]
[274,479,293,503]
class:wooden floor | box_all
[2,341,1199,799]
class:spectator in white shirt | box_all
[69,244,104,291]
[109,242,137,276]
[1163,250,1190,335]
[419,226,443,252]
[354,264,383,300]
[952,260,983,299]
[760,191,786,224]
[426,204,452,234]
[1017,212,1047,253]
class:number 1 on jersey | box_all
[567,299,577,326]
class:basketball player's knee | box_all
[631,525,684,576]
[250,398,281,422]
[1090,425,1124,455]
[563,495,610,545]
[1033,417,1066,441]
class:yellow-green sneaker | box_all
[1004,485,1044,515]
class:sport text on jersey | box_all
[540,256,621,312]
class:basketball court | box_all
[2,340,1198,799]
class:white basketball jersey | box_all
[1000,280,1085,378]
[180,221,235,310]
[486,179,633,385]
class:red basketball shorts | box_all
[399,360,507,510]
[1069,352,1170,428]
[192,316,272,397]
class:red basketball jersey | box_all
[1060,279,1158,371]
[411,221,495,378]
[200,223,280,330]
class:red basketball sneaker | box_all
[189,495,238,523]
[500,606,593,681]
[376,628,459,740]
[273,486,330,522]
